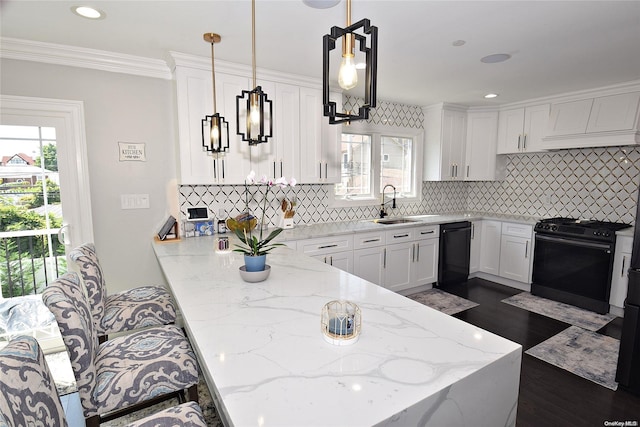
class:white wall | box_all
[1,58,178,293]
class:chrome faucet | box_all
[380,184,397,218]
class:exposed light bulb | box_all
[249,103,261,126]
[338,55,358,90]
[210,120,220,150]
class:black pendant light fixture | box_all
[236,0,273,145]
[201,33,230,153]
[323,0,378,124]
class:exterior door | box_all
[0,95,94,297]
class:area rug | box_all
[407,288,479,315]
[501,292,615,331]
[526,326,619,390]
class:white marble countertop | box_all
[278,211,540,241]
[153,236,522,426]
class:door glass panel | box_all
[0,124,67,349]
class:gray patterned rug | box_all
[407,288,479,315]
[526,326,620,390]
[501,292,615,331]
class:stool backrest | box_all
[43,272,100,418]
[0,335,68,427]
[69,243,106,335]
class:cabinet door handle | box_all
[451,164,455,178]
[471,223,475,239]
[319,162,322,179]
[466,165,470,178]
[329,256,333,266]
[420,230,435,235]
[363,238,380,243]
[622,256,627,277]
[523,134,527,150]
[213,158,217,179]
[525,240,529,258]
[517,135,521,150]
[318,244,338,249]
[323,256,327,264]
[383,248,386,268]
[411,244,415,262]
[221,159,225,179]
[325,163,328,179]
[280,161,283,177]
[454,164,458,178]
[415,243,420,262]
[393,234,409,239]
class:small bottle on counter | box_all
[217,219,227,234]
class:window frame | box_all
[329,122,423,209]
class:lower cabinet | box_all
[610,235,633,309]
[478,220,533,284]
[469,220,482,274]
[311,251,354,273]
[352,226,439,292]
[479,220,502,275]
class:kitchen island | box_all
[153,236,521,426]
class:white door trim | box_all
[0,94,94,248]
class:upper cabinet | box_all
[540,91,640,149]
[423,104,467,181]
[496,104,550,154]
[465,111,505,181]
[174,66,251,185]
[172,53,341,185]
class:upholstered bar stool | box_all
[42,272,199,427]
[69,243,176,342]
[0,335,207,427]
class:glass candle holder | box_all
[321,300,361,346]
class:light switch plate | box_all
[121,194,150,209]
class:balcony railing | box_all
[0,229,66,299]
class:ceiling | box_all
[1,0,640,107]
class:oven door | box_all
[532,233,615,313]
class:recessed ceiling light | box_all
[71,6,105,19]
[484,93,499,99]
[480,53,511,64]
[302,0,341,9]
[452,40,466,47]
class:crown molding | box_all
[0,37,172,80]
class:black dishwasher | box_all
[437,221,472,288]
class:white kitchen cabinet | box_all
[464,111,505,180]
[353,245,385,285]
[423,104,467,181]
[542,91,640,149]
[352,231,386,285]
[479,220,501,275]
[496,104,549,154]
[498,223,533,283]
[298,89,341,184]
[586,92,640,133]
[174,66,252,184]
[312,251,353,273]
[413,230,439,286]
[252,81,299,180]
[610,235,633,309]
[469,220,482,274]
[298,234,354,274]
[384,241,415,292]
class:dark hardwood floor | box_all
[442,278,640,427]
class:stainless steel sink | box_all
[373,218,419,225]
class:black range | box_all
[531,217,631,314]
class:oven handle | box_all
[535,233,612,251]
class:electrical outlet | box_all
[543,192,553,206]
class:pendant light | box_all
[201,33,230,153]
[236,0,273,145]
[323,0,378,124]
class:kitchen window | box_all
[332,123,423,207]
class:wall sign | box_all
[118,142,146,162]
